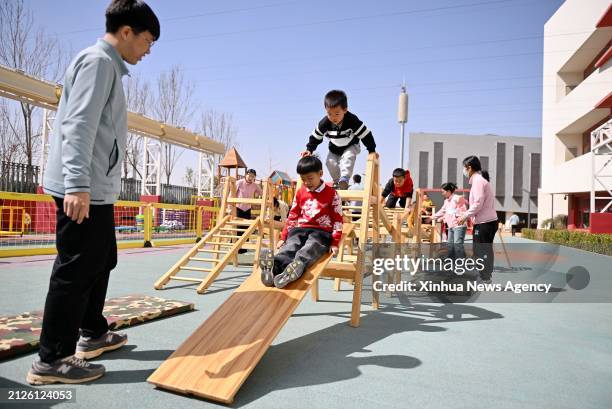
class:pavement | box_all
[0,235,611,409]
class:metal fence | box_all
[160,183,198,204]
[0,191,219,257]
[0,161,39,193]
[119,178,142,201]
[1,162,197,204]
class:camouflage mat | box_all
[0,294,194,361]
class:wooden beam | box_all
[0,64,224,154]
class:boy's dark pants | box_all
[38,197,117,363]
[274,228,331,276]
[385,194,412,209]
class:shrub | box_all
[521,228,612,256]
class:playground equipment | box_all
[0,64,224,199]
[153,176,277,294]
[407,189,440,244]
[332,188,442,293]
[0,64,225,155]
[0,206,27,236]
[147,153,381,403]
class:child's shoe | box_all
[274,260,306,289]
[259,248,275,287]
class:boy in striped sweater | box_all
[301,90,377,190]
[259,156,343,288]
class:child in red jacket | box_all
[380,168,414,209]
[259,156,342,288]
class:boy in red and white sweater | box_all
[260,155,343,288]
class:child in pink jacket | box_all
[432,182,468,260]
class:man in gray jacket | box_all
[27,0,159,385]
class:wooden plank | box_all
[337,190,365,200]
[320,269,354,280]
[197,249,228,254]
[180,266,213,272]
[226,197,262,205]
[325,261,357,273]
[171,276,205,283]
[188,257,221,263]
[148,253,333,404]
[227,220,255,226]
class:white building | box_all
[408,132,541,225]
[539,0,612,232]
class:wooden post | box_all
[350,153,378,327]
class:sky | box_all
[26,0,566,184]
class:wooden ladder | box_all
[153,176,277,294]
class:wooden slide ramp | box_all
[147,253,333,404]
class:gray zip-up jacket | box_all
[43,39,129,205]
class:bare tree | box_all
[197,109,237,152]
[124,73,152,180]
[153,65,195,184]
[0,100,25,164]
[0,0,67,174]
[183,166,197,188]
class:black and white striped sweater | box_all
[306,111,376,155]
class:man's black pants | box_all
[38,197,117,363]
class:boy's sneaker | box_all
[259,248,275,287]
[26,355,105,385]
[274,260,306,289]
[75,331,127,360]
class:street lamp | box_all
[397,85,408,168]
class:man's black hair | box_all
[441,182,457,192]
[392,168,406,178]
[353,174,362,184]
[324,90,348,109]
[246,168,257,176]
[106,0,160,40]
[296,155,323,175]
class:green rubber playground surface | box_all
[0,236,611,409]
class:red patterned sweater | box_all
[281,182,343,247]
